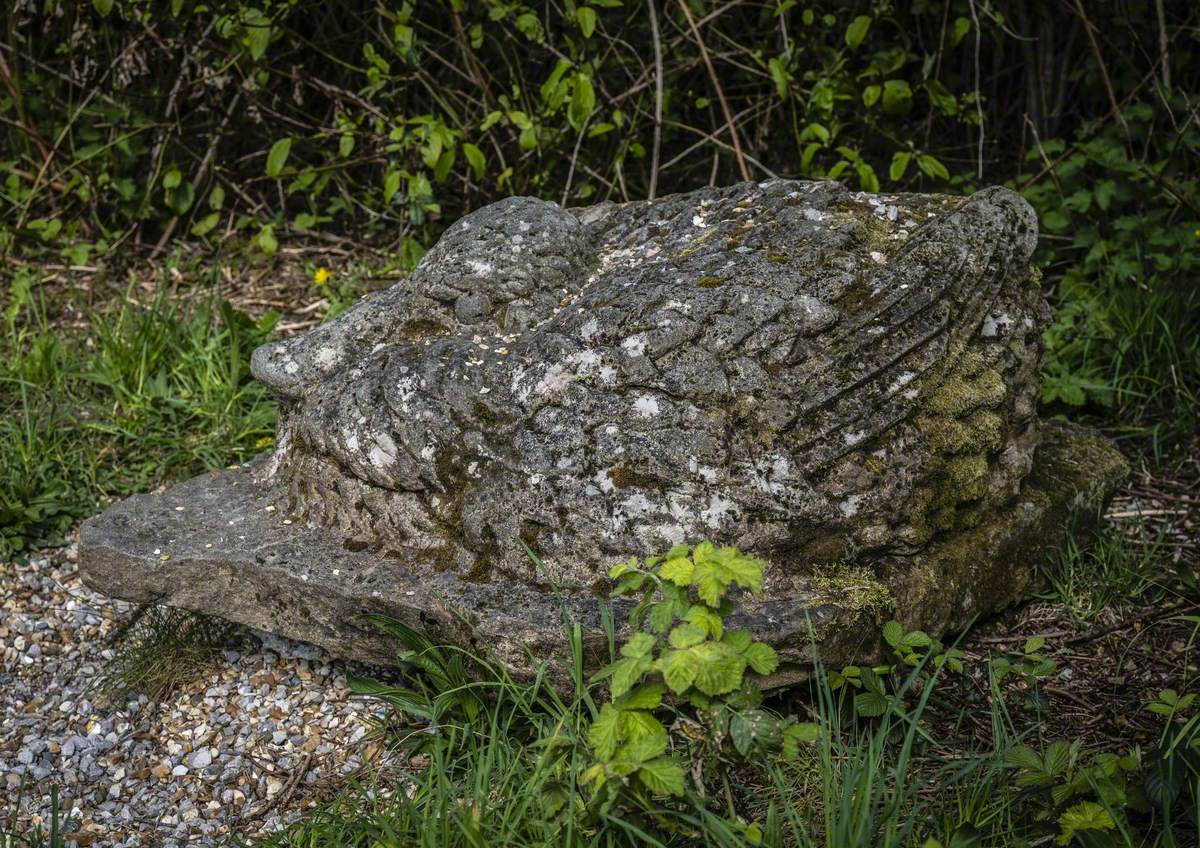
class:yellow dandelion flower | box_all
[313,266,332,286]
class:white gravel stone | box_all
[2,542,389,845]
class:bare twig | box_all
[646,0,663,200]
[675,0,750,182]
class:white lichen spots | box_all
[534,362,573,395]
[838,494,864,517]
[980,312,1012,338]
[691,214,707,228]
[283,358,300,375]
[344,431,360,453]
[419,443,436,461]
[801,207,826,222]
[869,250,887,264]
[700,494,735,528]
[580,317,600,341]
[653,523,687,546]
[598,365,617,383]
[843,429,868,446]
[620,334,647,356]
[887,371,918,395]
[466,258,496,276]
[368,431,398,468]
[467,461,480,478]
[594,469,616,494]
[632,394,660,418]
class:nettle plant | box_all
[582,542,818,806]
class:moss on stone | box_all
[809,564,893,615]
[926,368,1006,417]
[608,466,668,490]
[696,275,725,288]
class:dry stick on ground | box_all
[241,752,316,824]
[646,0,664,200]
[675,0,750,182]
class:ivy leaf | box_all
[575,6,597,38]
[588,703,621,760]
[636,758,685,797]
[266,138,292,178]
[657,648,698,694]
[744,642,779,676]
[844,15,871,49]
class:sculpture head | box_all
[250,180,1043,590]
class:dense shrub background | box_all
[0,0,1197,558]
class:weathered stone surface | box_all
[80,179,1128,680]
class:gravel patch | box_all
[1,541,393,846]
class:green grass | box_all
[0,264,276,559]
[99,605,244,704]
[1041,529,1169,626]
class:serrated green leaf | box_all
[637,757,685,796]
[618,711,667,762]
[1057,801,1115,844]
[657,648,697,694]
[744,642,778,676]
[1024,635,1046,655]
[902,630,931,649]
[854,690,888,717]
[882,620,903,648]
[691,641,747,696]
[609,654,651,699]
[684,605,723,638]
[659,556,694,586]
[588,703,621,759]
[616,682,666,710]
[669,623,706,649]
[621,631,655,658]
[647,601,675,634]
[266,138,292,178]
[1003,744,1044,772]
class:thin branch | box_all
[647,0,663,200]
[675,0,750,182]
